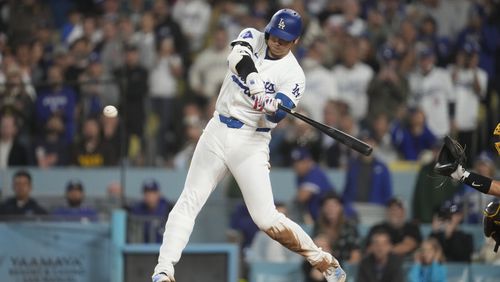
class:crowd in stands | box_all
[0,0,496,168]
[0,0,499,281]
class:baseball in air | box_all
[103,105,118,118]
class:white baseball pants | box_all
[154,115,332,277]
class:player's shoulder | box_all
[235,28,263,42]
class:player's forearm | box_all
[489,180,500,197]
[459,170,494,195]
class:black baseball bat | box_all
[278,104,373,156]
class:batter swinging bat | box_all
[278,104,373,156]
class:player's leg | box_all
[227,133,345,281]
[154,119,229,278]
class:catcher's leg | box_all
[154,119,229,279]
[227,135,345,281]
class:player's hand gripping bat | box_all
[278,104,373,156]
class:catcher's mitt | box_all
[433,136,466,177]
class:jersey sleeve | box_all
[276,68,306,108]
[231,28,262,53]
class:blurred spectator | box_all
[300,37,338,123]
[456,3,498,84]
[302,233,334,282]
[118,16,135,46]
[82,16,104,49]
[33,114,69,167]
[322,103,355,168]
[369,113,398,164]
[129,179,172,243]
[172,0,211,53]
[246,203,301,263]
[65,37,92,83]
[367,44,408,122]
[114,44,148,158]
[100,109,121,166]
[189,26,230,99]
[280,109,322,165]
[411,142,460,224]
[173,105,204,169]
[326,0,366,37]
[132,12,157,70]
[62,9,83,45]
[414,0,470,40]
[291,147,336,224]
[104,181,123,212]
[0,114,29,167]
[333,37,374,122]
[449,40,487,166]
[79,52,119,117]
[148,37,182,163]
[0,170,46,216]
[99,20,124,74]
[367,198,422,258]
[407,237,447,282]
[35,65,77,143]
[417,15,452,67]
[391,107,437,161]
[71,117,109,167]
[342,134,393,217]
[52,180,98,221]
[365,8,389,48]
[228,201,259,251]
[8,0,51,47]
[357,229,404,282]
[152,0,189,66]
[430,201,473,262]
[408,46,454,138]
[314,193,361,264]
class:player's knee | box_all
[252,209,285,230]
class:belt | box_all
[218,115,271,132]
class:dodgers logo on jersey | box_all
[292,83,300,98]
[278,18,286,30]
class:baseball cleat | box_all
[323,263,347,282]
[152,272,175,282]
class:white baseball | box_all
[103,105,118,118]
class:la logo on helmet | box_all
[278,18,286,30]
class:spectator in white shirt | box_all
[448,40,487,166]
[189,26,230,99]
[332,38,374,123]
[300,37,339,123]
[408,46,454,139]
[172,0,212,53]
[326,0,366,37]
[132,12,157,70]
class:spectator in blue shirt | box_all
[52,180,98,221]
[292,147,335,223]
[129,179,173,243]
[35,65,77,144]
[342,133,393,217]
[391,107,437,161]
[408,238,447,282]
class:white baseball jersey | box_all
[408,67,454,138]
[332,62,373,121]
[448,65,487,131]
[215,28,305,129]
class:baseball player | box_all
[152,9,346,282]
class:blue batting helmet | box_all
[265,9,302,41]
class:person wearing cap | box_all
[408,45,454,139]
[366,198,422,258]
[153,8,347,282]
[429,200,473,262]
[448,40,487,167]
[129,179,172,243]
[367,44,409,122]
[52,180,98,221]
[292,147,336,223]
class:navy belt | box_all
[218,115,271,132]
